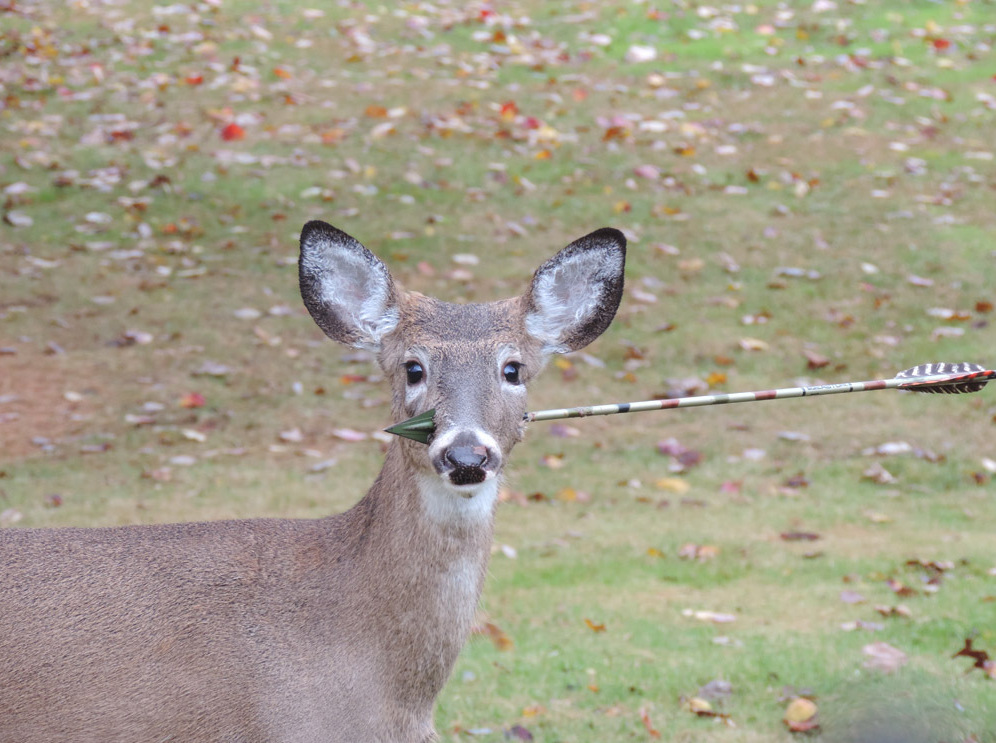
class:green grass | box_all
[2,0,996,740]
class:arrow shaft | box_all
[524,373,982,423]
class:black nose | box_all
[445,445,489,485]
[446,445,488,469]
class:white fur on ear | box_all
[299,221,399,350]
[525,228,626,354]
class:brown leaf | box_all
[781,531,820,542]
[639,707,661,738]
[471,621,513,651]
[782,473,809,490]
[803,350,830,369]
[584,618,606,633]
[953,638,991,672]
[886,578,916,596]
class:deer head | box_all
[299,221,626,510]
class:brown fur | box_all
[0,222,625,742]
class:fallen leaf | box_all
[862,641,908,673]
[548,423,580,438]
[3,211,33,228]
[639,707,661,738]
[0,509,24,527]
[540,453,564,469]
[803,350,830,369]
[953,638,996,677]
[683,609,736,623]
[862,462,897,485]
[220,123,245,141]
[685,697,712,714]
[505,725,533,741]
[886,578,916,596]
[472,621,513,651]
[781,531,820,542]
[331,428,367,442]
[697,679,732,702]
[784,697,819,732]
[678,543,719,561]
[874,604,912,619]
[739,337,769,352]
[584,618,606,633]
[178,392,206,409]
[142,467,173,482]
[655,477,690,494]
[192,361,233,377]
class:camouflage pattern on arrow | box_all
[385,362,995,443]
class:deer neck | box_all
[331,441,496,704]
[358,439,498,547]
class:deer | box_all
[0,220,626,743]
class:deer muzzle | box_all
[430,430,501,491]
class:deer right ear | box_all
[525,228,626,354]
[299,221,400,351]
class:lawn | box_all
[1,0,995,740]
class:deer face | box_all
[299,222,626,500]
[380,297,535,493]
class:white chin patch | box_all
[417,473,499,523]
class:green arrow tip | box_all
[384,408,436,444]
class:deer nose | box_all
[444,444,490,486]
[431,430,500,488]
[445,445,488,471]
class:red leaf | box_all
[932,38,951,50]
[220,123,245,141]
[184,74,204,85]
[178,392,206,409]
[500,101,518,120]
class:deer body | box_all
[0,222,625,742]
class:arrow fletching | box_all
[893,362,994,394]
[384,361,994,443]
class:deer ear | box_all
[525,228,626,354]
[299,221,400,351]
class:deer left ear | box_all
[299,220,400,351]
[524,228,626,354]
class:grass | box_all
[2,0,995,740]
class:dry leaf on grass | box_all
[862,642,908,673]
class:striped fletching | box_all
[894,362,995,394]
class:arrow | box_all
[385,362,995,443]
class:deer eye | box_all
[502,362,522,385]
[405,361,424,386]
